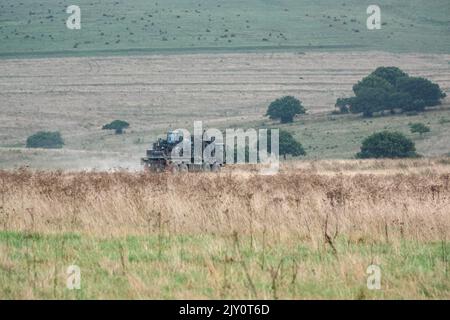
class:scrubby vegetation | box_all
[25,131,64,149]
[102,120,130,134]
[409,123,431,136]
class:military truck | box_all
[141,130,224,172]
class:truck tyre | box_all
[202,163,211,172]
[211,163,220,172]
[171,164,179,173]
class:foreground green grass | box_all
[1,0,449,58]
[0,231,448,299]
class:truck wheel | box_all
[180,164,188,173]
[202,163,211,172]
[171,164,179,173]
[211,163,220,172]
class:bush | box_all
[102,120,130,134]
[356,131,417,159]
[266,96,306,123]
[409,123,431,136]
[26,131,64,149]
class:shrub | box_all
[266,96,306,123]
[409,123,431,136]
[26,131,64,149]
[102,120,130,134]
[356,131,417,159]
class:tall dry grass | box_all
[1,158,449,244]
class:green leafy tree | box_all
[409,123,431,136]
[263,129,306,160]
[372,66,408,86]
[403,99,426,112]
[386,92,413,111]
[337,66,447,116]
[349,87,389,117]
[352,75,394,96]
[26,131,64,149]
[278,130,306,159]
[356,131,417,159]
[266,96,306,123]
[102,120,130,134]
[335,98,351,114]
[396,77,446,108]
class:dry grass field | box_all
[1,158,449,299]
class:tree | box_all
[337,66,447,117]
[266,96,306,123]
[372,66,408,86]
[353,74,394,96]
[402,99,426,112]
[26,131,64,149]
[386,92,413,111]
[356,131,417,159]
[349,87,389,117]
[278,130,306,159]
[335,98,351,114]
[409,123,431,136]
[102,120,130,134]
[396,77,446,108]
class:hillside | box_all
[0,0,449,58]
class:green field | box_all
[1,231,449,299]
[0,0,449,58]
